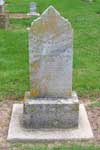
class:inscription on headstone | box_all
[29,6,73,98]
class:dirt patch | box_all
[87,106,100,140]
[0,100,12,149]
[0,100,20,149]
[0,99,100,149]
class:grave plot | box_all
[7,6,93,142]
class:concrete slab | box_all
[7,104,94,143]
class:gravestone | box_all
[29,6,73,98]
[27,2,40,16]
[23,6,79,128]
[30,2,37,14]
[0,0,4,13]
[0,0,9,29]
[7,6,94,142]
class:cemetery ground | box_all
[0,0,100,149]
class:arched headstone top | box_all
[29,5,73,56]
[29,5,72,34]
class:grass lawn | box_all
[10,144,100,150]
[0,0,100,100]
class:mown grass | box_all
[10,144,100,150]
[0,0,100,100]
[90,100,100,107]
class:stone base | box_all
[7,104,94,142]
[23,91,79,129]
[0,13,9,29]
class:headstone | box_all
[23,6,79,129]
[0,0,4,13]
[29,6,73,98]
[27,2,40,16]
[0,0,9,29]
[30,2,37,14]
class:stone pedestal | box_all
[23,91,79,129]
[7,104,94,142]
[0,13,9,29]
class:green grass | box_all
[0,29,29,99]
[10,144,100,150]
[90,100,100,107]
[0,0,100,100]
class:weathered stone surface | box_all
[23,6,78,129]
[7,104,94,142]
[23,91,79,129]
[29,6,73,98]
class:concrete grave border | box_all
[7,104,94,143]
